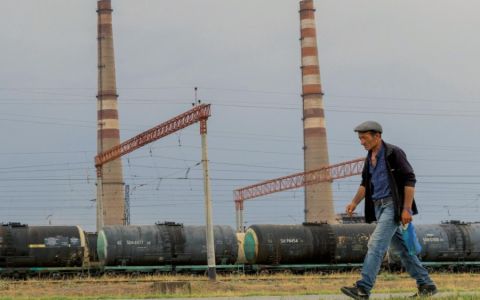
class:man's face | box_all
[358,132,381,151]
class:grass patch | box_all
[0,272,479,299]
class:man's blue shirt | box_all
[369,145,392,200]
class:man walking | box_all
[340,121,437,300]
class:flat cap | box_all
[354,121,382,133]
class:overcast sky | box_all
[0,0,479,232]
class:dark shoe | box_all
[410,284,438,297]
[341,284,369,300]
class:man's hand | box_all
[346,186,365,217]
[401,208,413,225]
[346,202,357,217]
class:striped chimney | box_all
[299,0,336,224]
[96,0,125,229]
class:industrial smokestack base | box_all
[96,0,125,230]
[299,0,336,224]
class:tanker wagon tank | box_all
[388,222,480,265]
[244,224,332,265]
[0,223,88,268]
[98,223,238,266]
[245,222,480,267]
[418,222,480,261]
[243,223,375,265]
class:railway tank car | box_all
[388,222,480,265]
[98,222,237,266]
[243,223,375,265]
[245,222,480,267]
[0,223,88,268]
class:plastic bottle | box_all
[401,223,422,256]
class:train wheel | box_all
[259,269,270,275]
[104,270,117,278]
[281,269,293,275]
[14,272,27,280]
[129,271,141,277]
[74,272,87,279]
[50,273,64,280]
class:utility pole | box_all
[46,214,53,226]
[200,114,216,281]
[124,184,130,225]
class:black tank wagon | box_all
[243,223,375,265]
[245,222,480,270]
[0,223,88,268]
[97,222,238,266]
[388,222,480,267]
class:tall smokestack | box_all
[299,0,336,224]
[96,0,124,230]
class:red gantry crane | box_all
[233,157,366,232]
[95,103,218,280]
[95,104,211,169]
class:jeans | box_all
[356,198,434,294]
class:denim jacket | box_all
[361,141,418,223]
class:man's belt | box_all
[373,196,393,206]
